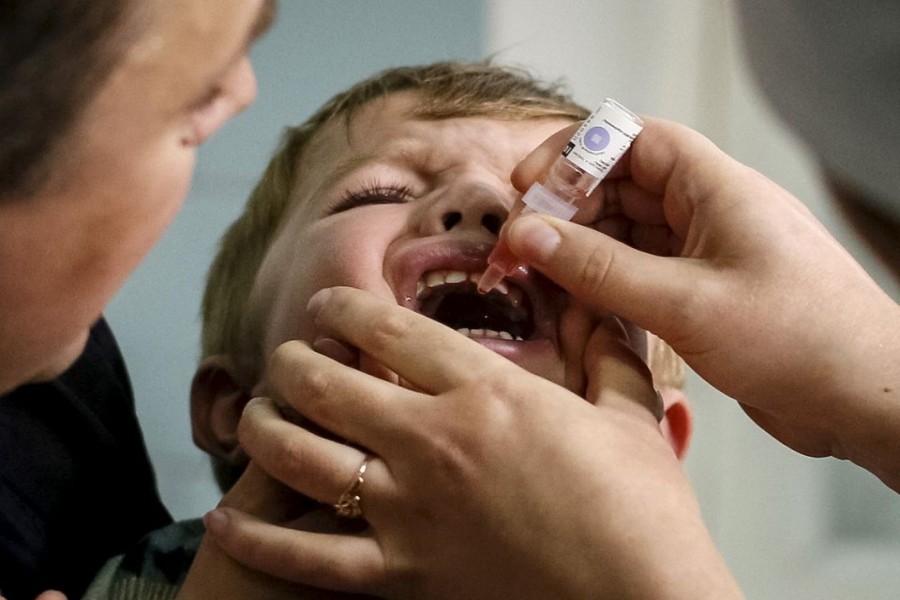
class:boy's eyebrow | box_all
[312,146,420,198]
[315,155,377,196]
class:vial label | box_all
[563,99,643,180]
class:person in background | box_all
[0,1,275,598]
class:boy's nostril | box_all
[482,213,502,236]
[442,212,462,230]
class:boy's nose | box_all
[419,182,508,237]
[438,209,503,235]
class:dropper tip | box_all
[477,263,507,294]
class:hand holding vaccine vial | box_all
[477,98,644,294]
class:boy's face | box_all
[249,92,635,390]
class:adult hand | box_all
[505,117,900,488]
[179,462,369,600]
[204,287,741,599]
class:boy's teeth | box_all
[444,271,467,284]
[424,271,447,288]
[456,328,520,341]
[417,269,509,298]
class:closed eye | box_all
[327,184,412,215]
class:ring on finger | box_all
[333,454,373,519]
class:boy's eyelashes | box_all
[327,183,413,215]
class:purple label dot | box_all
[583,126,610,152]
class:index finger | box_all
[509,118,645,227]
[614,118,740,231]
[307,287,515,392]
[510,116,653,194]
[510,122,579,193]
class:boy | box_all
[87,61,691,599]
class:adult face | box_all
[249,92,646,392]
[0,0,275,394]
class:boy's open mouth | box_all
[388,239,563,350]
[416,269,533,341]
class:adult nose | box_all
[417,182,508,237]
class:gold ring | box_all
[333,455,372,519]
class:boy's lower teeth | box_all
[456,327,523,341]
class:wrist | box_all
[825,303,900,490]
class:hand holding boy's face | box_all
[248,91,644,393]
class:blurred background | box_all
[105,2,900,598]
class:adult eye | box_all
[327,184,412,215]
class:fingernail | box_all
[509,215,561,263]
[204,508,229,534]
[307,288,334,317]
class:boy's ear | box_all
[658,386,693,461]
[190,355,252,465]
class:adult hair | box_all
[0,0,139,197]
[201,60,590,380]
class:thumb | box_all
[583,318,663,422]
[507,213,707,337]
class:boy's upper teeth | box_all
[416,269,512,297]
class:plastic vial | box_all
[477,98,644,294]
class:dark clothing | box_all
[0,319,172,600]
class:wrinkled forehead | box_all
[297,92,421,184]
[291,91,577,216]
